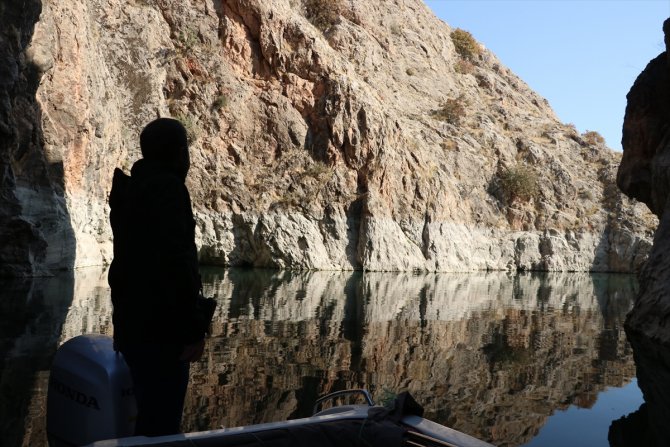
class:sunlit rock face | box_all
[1,0,656,275]
[617,18,670,344]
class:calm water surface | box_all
[0,268,648,446]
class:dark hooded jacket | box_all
[108,158,205,349]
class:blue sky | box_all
[425,0,669,151]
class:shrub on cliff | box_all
[454,59,475,75]
[451,28,481,60]
[302,0,346,32]
[433,95,467,125]
[499,164,539,204]
[175,113,200,143]
[582,130,605,146]
[212,94,228,111]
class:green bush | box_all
[433,95,467,125]
[178,27,199,52]
[451,28,481,60]
[499,164,539,204]
[212,94,228,111]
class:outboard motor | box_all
[47,334,136,446]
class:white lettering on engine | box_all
[51,377,101,410]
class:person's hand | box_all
[180,339,205,362]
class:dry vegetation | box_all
[302,0,347,32]
[499,164,539,204]
[433,95,468,125]
[582,130,606,146]
[450,28,481,60]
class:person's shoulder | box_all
[130,163,190,209]
[112,167,131,189]
[131,160,184,190]
[109,168,131,206]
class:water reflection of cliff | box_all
[186,270,636,447]
[0,272,75,447]
[7,268,636,447]
[609,333,670,447]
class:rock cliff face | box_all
[0,0,77,276]
[617,19,670,343]
[0,0,656,275]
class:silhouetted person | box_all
[108,118,207,436]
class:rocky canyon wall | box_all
[0,0,77,276]
[0,0,656,276]
[617,18,670,344]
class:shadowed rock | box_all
[617,18,670,343]
[609,332,670,447]
[0,0,76,276]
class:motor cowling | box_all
[47,334,136,446]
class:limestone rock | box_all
[0,0,657,275]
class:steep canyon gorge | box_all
[0,0,656,276]
[3,1,670,446]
